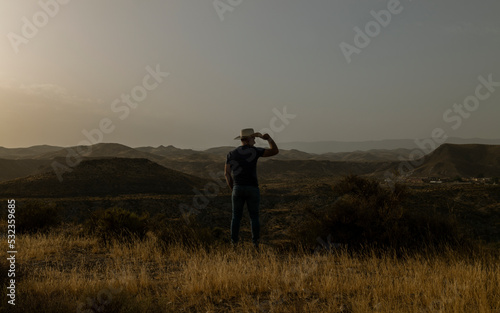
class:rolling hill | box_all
[317,148,413,162]
[411,144,500,177]
[2,143,500,186]
[0,145,62,159]
[33,143,163,162]
[257,159,395,181]
[0,158,53,182]
[136,145,201,158]
[280,137,500,154]
[0,158,208,197]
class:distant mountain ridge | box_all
[136,145,199,157]
[1,141,500,185]
[279,138,500,154]
[33,143,164,162]
[0,145,62,159]
[2,137,500,157]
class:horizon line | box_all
[2,136,500,150]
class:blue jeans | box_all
[231,185,260,245]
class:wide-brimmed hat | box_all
[234,128,258,140]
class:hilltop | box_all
[411,144,500,178]
[0,157,207,197]
[0,158,52,182]
[33,143,164,162]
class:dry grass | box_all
[1,227,499,313]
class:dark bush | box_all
[15,201,61,234]
[295,175,471,252]
[85,207,148,243]
[147,213,226,248]
[84,207,226,247]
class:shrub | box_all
[295,175,470,252]
[147,213,226,248]
[15,200,61,234]
[85,207,148,243]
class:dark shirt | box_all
[226,145,266,187]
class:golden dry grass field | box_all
[1,177,500,312]
[1,227,499,313]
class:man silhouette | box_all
[225,128,279,249]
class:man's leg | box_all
[247,186,261,248]
[231,186,245,245]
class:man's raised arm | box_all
[261,134,279,157]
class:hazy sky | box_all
[1,0,499,149]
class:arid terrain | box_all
[1,142,499,312]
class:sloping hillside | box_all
[136,145,200,158]
[257,159,396,182]
[0,158,53,182]
[280,137,500,154]
[412,144,500,177]
[318,148,414,162]
[0,158,207,197]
